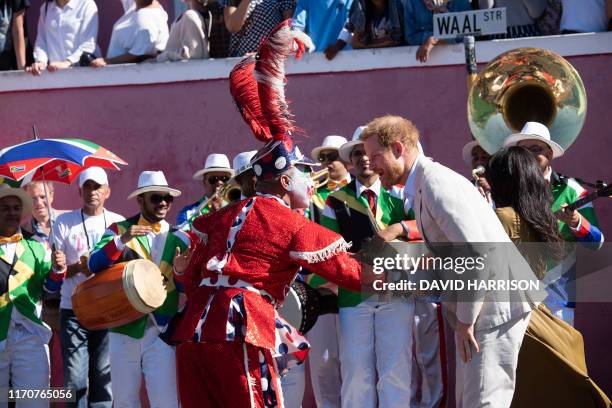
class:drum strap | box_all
[200,275,276,304]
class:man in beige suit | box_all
[361,115,535,408]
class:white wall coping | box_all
[1,31,611,94]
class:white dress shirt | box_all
[33,0,99,64]
[0,241,17,266]
[107,6,169,59]
[355,178,381,201]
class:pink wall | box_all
[1,52,611,393]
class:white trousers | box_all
[0,324,50,408]
[338,300,414,408]
[307,314,341,408]
[280,361,305,408]
[410,301,444,408]
[455,312,531,408]
[109,325,178,408]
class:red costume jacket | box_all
[172,195,362,350]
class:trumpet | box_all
[197,181,242,214]
[310,168,329,189]
[220,182,242,203]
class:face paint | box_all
[287,167,312,209]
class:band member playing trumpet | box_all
[88,171,191,408]
[170,22,365,408]
[504,122,604,325]
[310,135,351,223]
[0,184,66,406]
[322,126,421,407]
[176,153,235,225]
[51,167,124,408]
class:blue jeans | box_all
[60,309,112,408]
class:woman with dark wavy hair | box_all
[488,148,610,407]
[488,145,562,277]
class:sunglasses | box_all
[207,175,230,184]
[522,144,547,155]
[149,194,174,204]
[317,152,339,163]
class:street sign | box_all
[433,8,507,39]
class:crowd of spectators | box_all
[0,0,610,73]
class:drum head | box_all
[278,288,302,331]
[123,259,167,313]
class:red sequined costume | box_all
[172,195,361,407]
[170,20,363,408]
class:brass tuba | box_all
[467,47,587,155]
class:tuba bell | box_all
[467,47,587,155]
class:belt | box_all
[200,275,277,304]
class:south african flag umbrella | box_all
[0,138,127,184]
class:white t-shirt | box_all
[560,0,607,33]
[106,6,169,59]
[33,0,99,64]
[52,208,124,310]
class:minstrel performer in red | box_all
[170,21,364,408]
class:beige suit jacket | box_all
[410,156,536,331]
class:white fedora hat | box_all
[461,140,480,166]
[127,171,181,199]
[311,135,348,161]
[192,153,235,181]
[0,184,32,217]
[232,150,258,177]
[504,121,564,158]
[339,126,366,163]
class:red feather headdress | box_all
[229,20,313,143]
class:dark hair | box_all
[489,146,561,245]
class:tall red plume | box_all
[229,56,272,142]
[228,19,314,143]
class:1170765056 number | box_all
[3,388,76,402]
